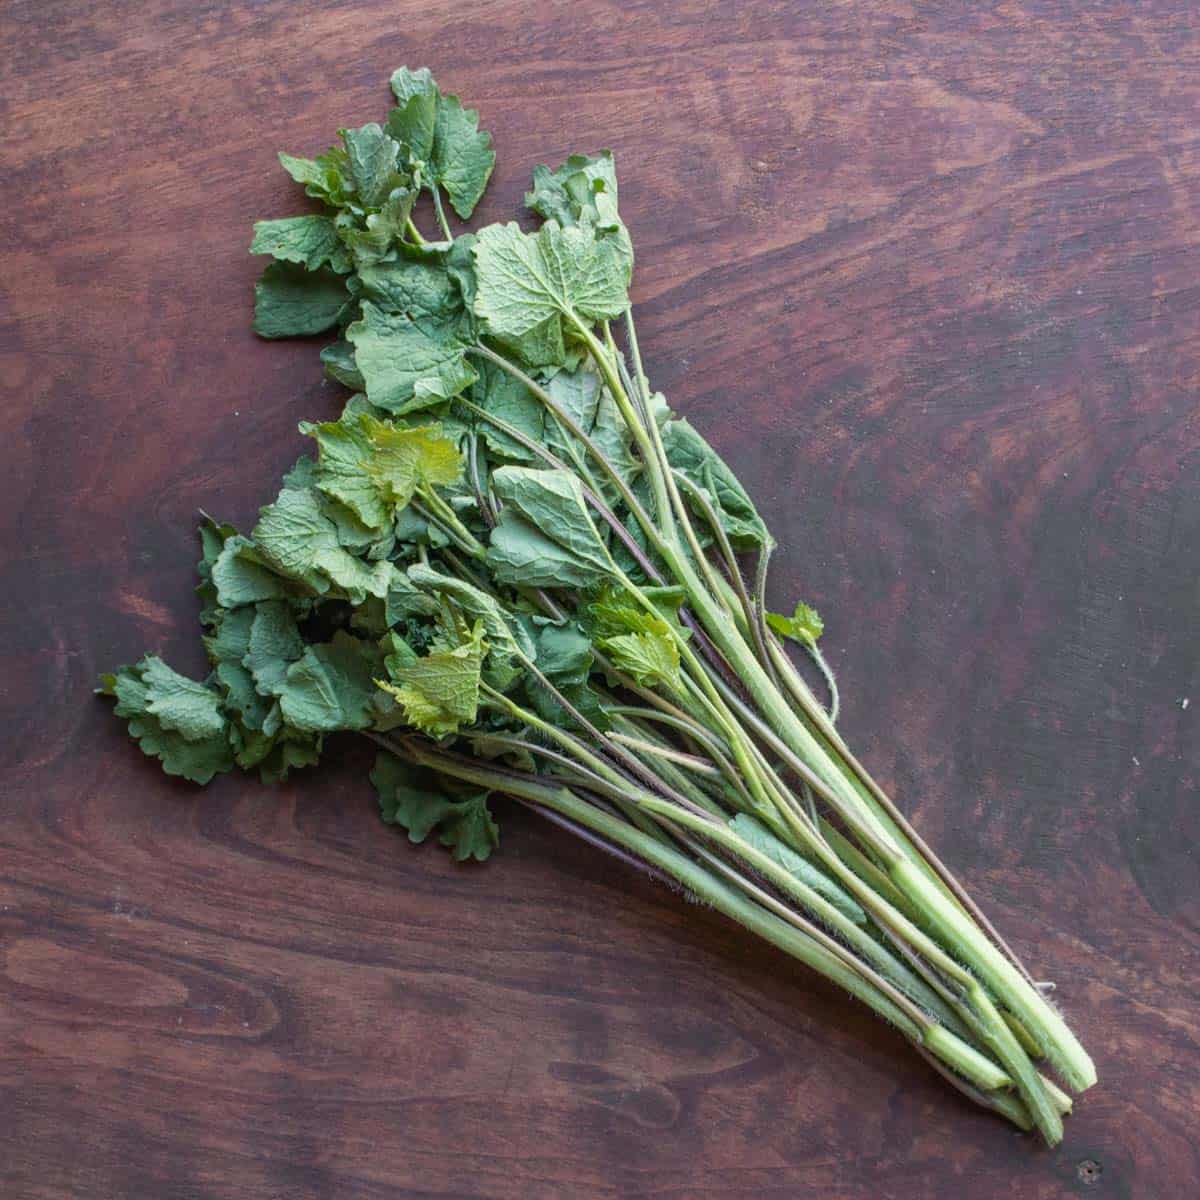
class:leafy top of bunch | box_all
[101,68,785,863]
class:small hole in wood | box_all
[1077,1159,1102,1186]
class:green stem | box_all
[400,740,1018,1108]
[607,731,721,777]
[642,798,982,1048]
[890,859,1096,1093]
[417,488,486,558]
[568,314,676,539]
[465,345,667,559]
[430,185,453,240]
[766,633,1042,990]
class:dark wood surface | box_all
[2,2,1197,1196]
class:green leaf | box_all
[278,146,354,208]
[244,599,305,697]
[133,655,226,740]
[357,244,472,331]
[254,262,351,339]
[301,412,395,529]
[196,517,238,626]
[598,629,682,692]
[543,364,640,497]
[300,411,462,531]
[493,466,611,570]
[341,123,404,208]
[406,562,533,689]
[250,215,350,273]
[211,535,291,608]
[376,620,486,737]
[346,301,476,414]
[468,355,544,462]
[203,606,268,729]
[252,484,392,602]
[515,615,601,731]
[389,65,437,104]
[660,417,770,550]
[524,616,593,686]
[320,340,365,390]
[729,814,864,924]
[472,221,629,365]
[387,67,496,220]
[371,751,498,862]
[766,602,824,646]
[98,658,232,785]
[429,93,495,220]
[252,731,323,784]
[385,566,439,626]
[589,585,689,642]
[385,90,437,165]
[525,150,632,282]
[321,492,388,555]
[278,631,383,733]
[364,415,464,513]
[339,188,416,268]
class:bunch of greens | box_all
[102,68,1095,1142]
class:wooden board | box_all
[2,2,1197,1196]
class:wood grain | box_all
[2,1,1197,1196]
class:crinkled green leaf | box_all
[346,301,476,414]
[525,616,592,685]
[244,599,305,697]
[368,413,473,509]
[320,339,365,390]
[203,600,254,666]
[487,466,612,590]
[766,602,824,646]
[211,535,291,608]
[128,655,225,741]
[203,606,270,730]
[254,262,351,339]
[357,243,472,331]
[252,731,323,784]
[544,364,640,499]
[406,562,533,690]
[385,89,437,165]
[341,123,404,208]
[278,630,383,733]
[516,617,605,732]
[376,620,486,737]
[371,751,498,862]
[365,418,462,508]
[250,215,351,273]
[472,220,629,366]
[525,150,632,283]
[339,188,416,269]
[486,515,599,591]
[387,67,495,220]
[98,659,232,785]
[729,813,864,924]
[196,517,238,625]
[278,146,354,209]
[300,411,461,531]
[589,585,690,643]
[467,356,544,462]
[598,629,682,692]
[429,93,495,220]
[660,417,769,550]
[385,566,439,626]
[321,492,389,555]
[252,484,391,602]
